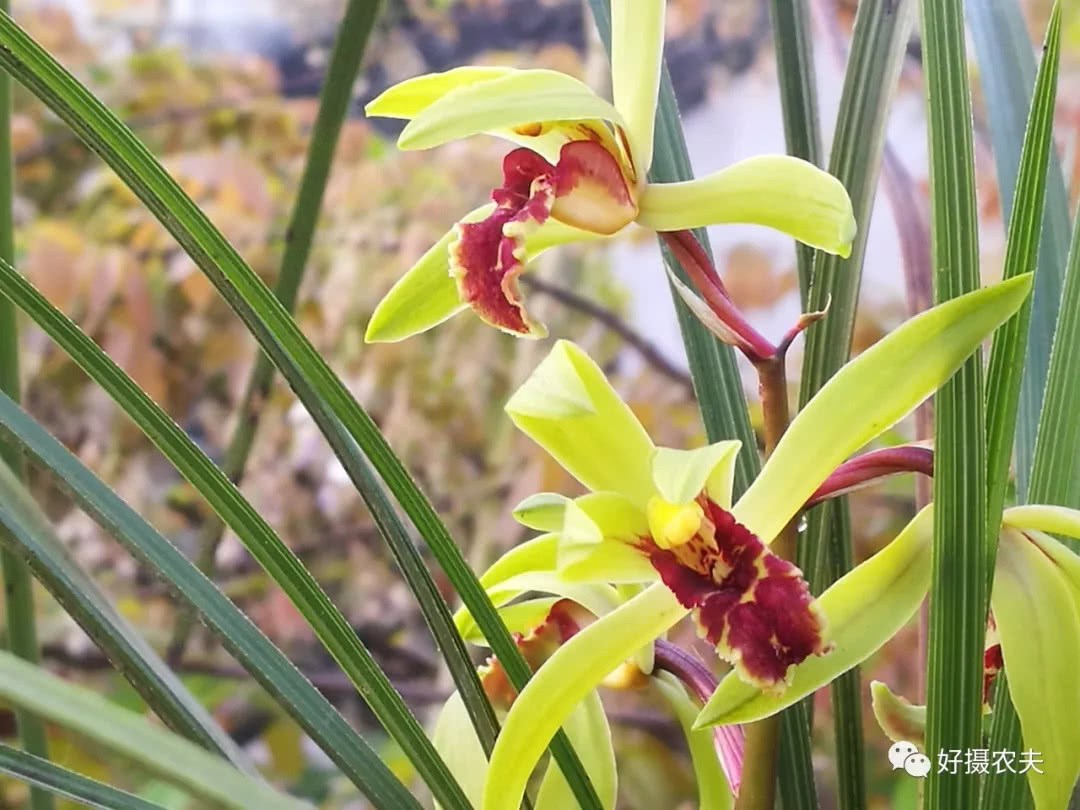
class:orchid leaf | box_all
[535,691,618,810]
[697,507,933,726]
[651,443,741,507]
[506,340,656,506]
[610,0,663,176]
[397,70,622,151]
[734,275,1032,544]
[653,672,734,810]
[637,155,856,256]
[482,583,687,810]
[992,529,1080,810]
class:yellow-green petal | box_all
[558,538,659,584]
[696,507,933,727]
[651,442,741,507]
[482,583,688,810]
[459,598,560,645]
[733,275,1032,544]
[365,66,513,119]
[365,209,598,343]
[431,691,489,809]
[535,690,618,810]
[506,340,657,506]
[653,672,734,810]
[637,156,857,256]
[514,491,647,538]
[870,681,926,751]
[1002,504,1080,539]
[398,69,624,151]
[992,528,1080,810]
[611,0,664,177]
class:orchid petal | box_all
[482,583,687,810]
[652,442,741,507]
[506,340,657,506]
[431,691,489,809]
[870,681,926,751]
[637,156,857,256]
[1002,504,1080,540]
[484,572,622,622]
[365,67,513,119]
[535,690,618,810]
[559,538,659,584]
[734,275,1032,544]
[653,672,734,810]
[696,507,933,726]
[611,0,664,177]
[459,598,561,645]
[397,70,624,151]
[514,491,647,538]
[365,209,600,343]
[992,528,1080,810]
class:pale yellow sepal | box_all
[398,69,624,151]
[992,528,1080,810]
[611,0,665,178]
[637,155,857,256]
[734,275,1032,544]
[365,66,513,119]
[506,340,657,506]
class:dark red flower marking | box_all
[983,643,1003,704]
[450,140,636,336]
[640,499,828,692]
[479,599,586,710]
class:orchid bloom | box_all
[704,505,1080,810]
[471,275,1030,810]
[362,0,856,342]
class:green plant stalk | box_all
[0,744,166,810]
[920,0,986,805]
[0,1,51,805]
[967,0,1071,499]
[767,0,821,306]
[0,17,599,806]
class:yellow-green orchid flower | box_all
[475,274,1031,810]
[702,504,1080,810]
[362,0,856,342]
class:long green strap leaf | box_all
[0,462,252,771]
[795,4,914,808]
[0,389,421,810]
[0,254,464,809]
[0,0,51,802]
[767,0,821,305]
[0,16,599,809]
[0,745,165,810]
[968,0,1071,497]
[920,0,987,806]
[0,650,306,810]
[983,11,1070,808]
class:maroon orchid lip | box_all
[449,140,636,336]
[983,642,1003,705]
[640,498,828,692]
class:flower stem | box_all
[736,354,799,810]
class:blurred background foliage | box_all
[0,0,1077,807]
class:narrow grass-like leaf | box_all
[171,0,380,658]
[0,0,51,803]
[984,4,1062,570]
[0,745,165,810]
[968,0,1071,496]
[920,0,986,805]
[0,650,306,810]
[0,389,421,810]
[0,17,598,807]
[766,0,821,304]
[985,12,1075,807]
[0,255,468,810]
[0,462,251,770]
